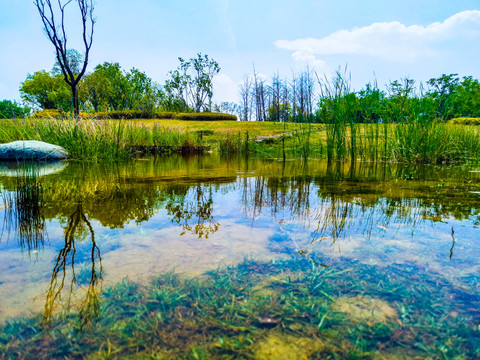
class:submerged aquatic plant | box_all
[1,256,480,359]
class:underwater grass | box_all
[1,256,479,359]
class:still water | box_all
[0,155,479,359]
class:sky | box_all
[1,0,479,105]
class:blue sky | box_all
[1,0,479,104]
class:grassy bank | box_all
[0,118,479,163]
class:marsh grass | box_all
[1,256,479,359]
[316,72,480,164]
[0,119,205,161]
[0,116,479,163]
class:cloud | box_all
[212,73,238,103]
[275,10,480,63]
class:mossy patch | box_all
[253,332,324,360]
[331,295,399,325]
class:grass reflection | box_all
[0,164,46,254]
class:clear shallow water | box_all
[0,156,479,359]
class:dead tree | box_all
[239,75,252,121]
[35,0,95,118]
[252,65,267,121]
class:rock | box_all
[0,141,68,161]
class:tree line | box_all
[17,51,220,115]
[233,69,480,122]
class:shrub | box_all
[31,109,89,119]
[31,110,235,121]
[174,112,237,121]
[449,117,480,126]
[154,112,175,119]
[95,110,153,119]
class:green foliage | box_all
[83,62,162,112]
[165,53,221,112]
[20,71,76,111]
[51,49,83,76]
[0,100,31,119]
[449,117,480,125]
[426,73,459,120]
[31,109,91,119]
[95,110,155,119]
[174,112,237,121]
[452,76,480,118]
[29,110,235,120]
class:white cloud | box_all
[212,73,238,103]
[275,10,480,63]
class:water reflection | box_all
[0,155,479,324]
[42,201,102,328]
[166,185,220,239]
[1,164,46,254]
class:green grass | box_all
[0,118,479,163]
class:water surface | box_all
[0,156,479,359]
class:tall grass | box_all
[0,115,478,163]
[0,119,201,161]
[315,72,480,164]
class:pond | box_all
[0,155,479,359]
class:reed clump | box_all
[315,72,480,164]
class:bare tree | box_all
[239,75,252,121]
[35,0,95,118]
[252,64,267,121]
[296,68,315,121]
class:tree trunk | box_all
[72,85,80,119]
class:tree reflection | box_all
[166,185,220,239]
[42,201,102,329]
[240,160,477,262]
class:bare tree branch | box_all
[34,0,95,118]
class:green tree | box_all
[83,63,160,112]
[385,78,416,122]
[426,73,460,120]
[0,100,31,119]
[165,53,220,112]
[452,76,480,118]
[356,84,386,123]
[124,68,160,112]
[20,70,74,111]
[83,62,127,111]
